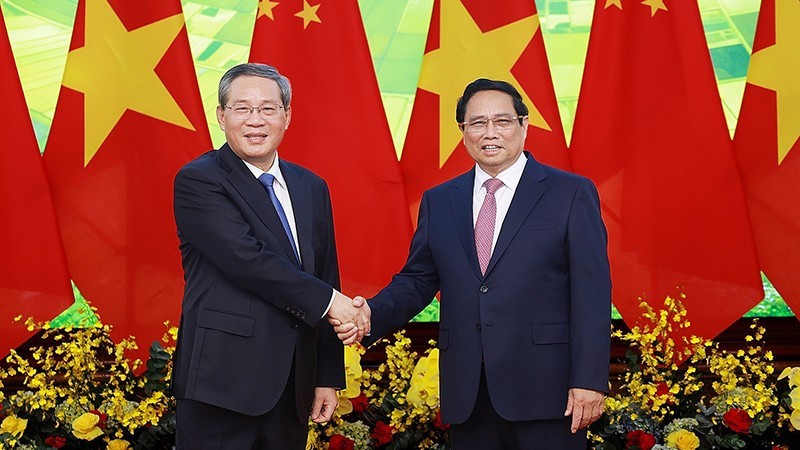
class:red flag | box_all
[0,10,74,355]
[733,0,800,316]
[42,0,211,360]
[249,0,412,296]
[570,0,763,338]
[400,0,571,221]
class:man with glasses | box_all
[172,63,368,449]
[339,79,611,449]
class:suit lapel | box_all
[449,169,482,279]
[484,154,548,276]
[281,161,314,273]
[219,145,301,267]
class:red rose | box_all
[89,409,108,430]
[625,430,656,450]
[351,393,369,414]
[434,410,450,430]
[723,408,752,434]
[45,435,67,449]
[329,434,355,450]
[655,382,669,397]
[370,421,394,446]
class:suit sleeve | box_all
[314,183,346,388]
[174,165,333,326]
[567,178,612,393]
[363,191,441,347]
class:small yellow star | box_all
[605,0,623,10]
[295,0,321,29]
[642,0,668,17]
[257,0,280,20]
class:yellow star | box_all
[294,0,321,29]
[641,0,668,17]
[257,0,280,20]
[417,0,551,168]
[747,0,800,165]
[605,0,623,9]
[62,0,194,166]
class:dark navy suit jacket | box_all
[172,144,344,419]
[364,152,611,424]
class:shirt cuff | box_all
[322,289,337,318]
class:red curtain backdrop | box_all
[733,0,800,317]
[249,0,413,297]
[0,10,74,356]
[400,0,571,223]
[42,0,211,361]
[570,0,763,339]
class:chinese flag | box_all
[733,0,800,316]
[400,0,571,221]
[43,0,211,360]
[570,0,763,339]
[249,0,412,296]
[0,10,74,355]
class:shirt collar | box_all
[242,154,287,189]
[474,151,527,194]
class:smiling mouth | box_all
[482,145,502,154]
[245,133,267,142]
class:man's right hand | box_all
[326,292,369,344]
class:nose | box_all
[245,111,268,126]
[483,120,500,137]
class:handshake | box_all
[326,292,371,345]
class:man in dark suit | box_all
[172,63,367,450]
[340,79,611,449]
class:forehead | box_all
[228,75,281,102]
[465,90,515,116]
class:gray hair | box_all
[218,63,292,109]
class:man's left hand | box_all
[310,387,338,423]
[564,387,604,433]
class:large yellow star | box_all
[62,0,194,166]
[294,0,321,29]
[641,0,668,17]
[417,0,550,167]
[258,0,280,20]
[605,0,623,10]
[747,0,800,165]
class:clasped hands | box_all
[326,292,371,345]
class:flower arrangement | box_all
[590,295,800,450]
[0,315,177,450]
[308,330,449,449]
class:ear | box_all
[216,106,226,131]
[284,106,292,130]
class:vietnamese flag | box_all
[42,0,211,360]
[249,0,412,296]
[400,0,571,222]
[0,10,74,355]
[733,0,800,316]
[570,0,763,339]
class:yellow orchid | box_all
[1,415,27,438]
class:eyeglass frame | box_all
[222,103,286,119]
[458,115,528,133]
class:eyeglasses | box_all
[459,115,527,134]
[223,104,284,120]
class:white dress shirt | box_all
[472,152,527,254]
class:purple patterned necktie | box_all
[475,178,504,275]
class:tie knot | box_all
[259,172,276,189]
[483,178,504,195]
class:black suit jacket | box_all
[364,152,612,424]
[172,144,344,418]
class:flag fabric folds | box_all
[733,0,800,316]
[0,9,75,356]
[42,0,211,361]
[400,0,571,222]
[570,0,763,339]
[249,0,412,296]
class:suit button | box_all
[479,285,489,294]
[291,322,299,329]
[476,323,481,331]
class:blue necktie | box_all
[258,173,300,264]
